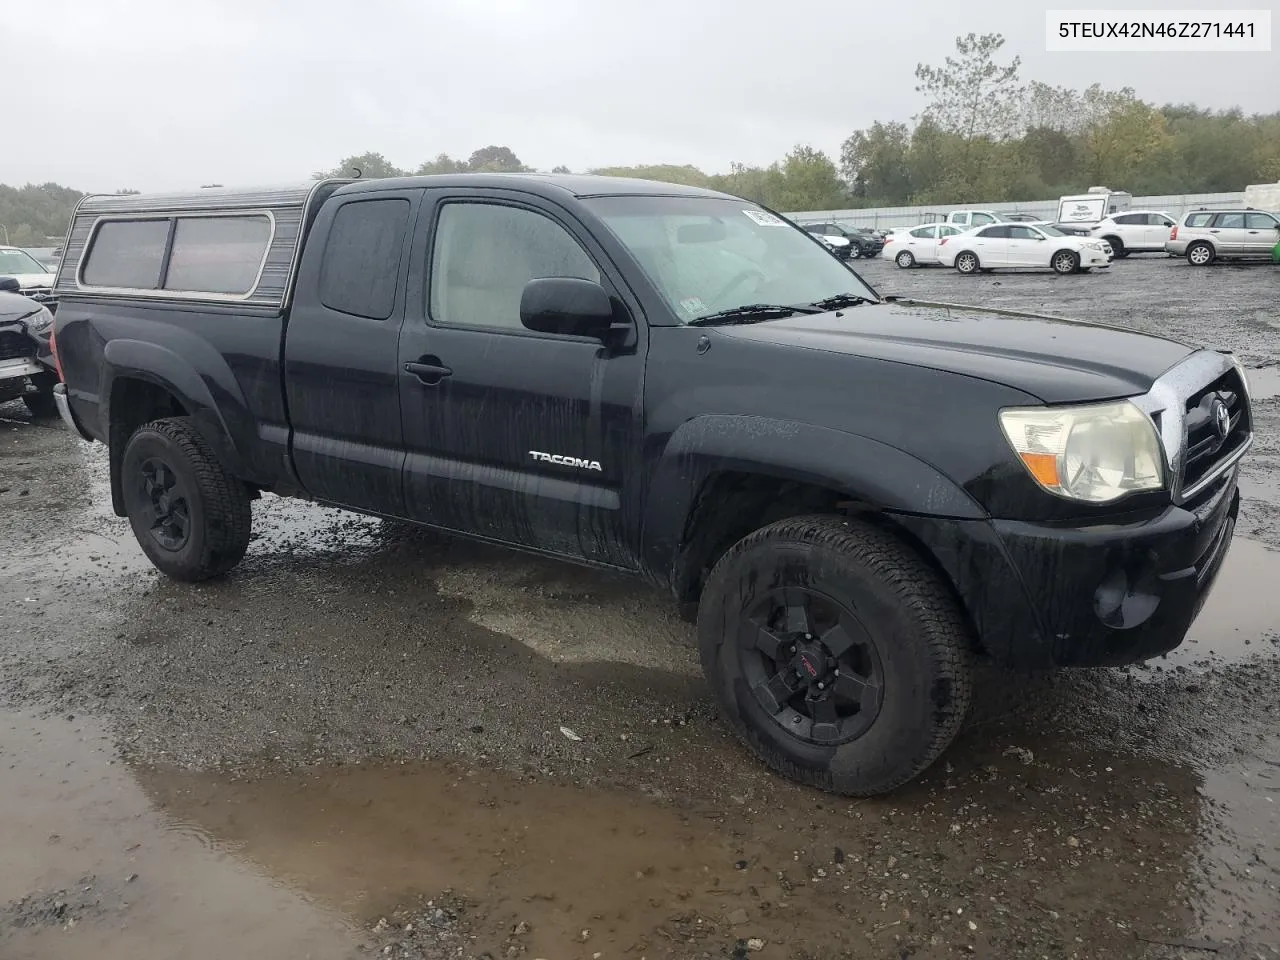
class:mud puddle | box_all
[1247,365,1279,402]
[1137,539,1280,675]
[3,705,1226,959]
[0,708,362,960]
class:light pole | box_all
[0,224,9,245]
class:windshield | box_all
[1037,225,1067,237]
[586,196,877,322]
[0,249,49,275]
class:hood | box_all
[9,272,57,287]
[717,298,1194,404]
[0,291,46,325]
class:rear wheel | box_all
[120,417,253,581]
[895,250,916,268]
[698,516,974,796]
[1187,242,1215,266]
[955,252,979,274]
[1052,250,1080,274]
[847,246,861,259]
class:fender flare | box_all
[102,339,252,511]
[640,415,986,591]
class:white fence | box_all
[786,192,1247,229]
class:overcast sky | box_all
[9,0,1278,191]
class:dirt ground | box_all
[2,255,1278,960]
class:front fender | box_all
[640,415,986,589]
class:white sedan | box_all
[879,223,966,268]
[937,223,1111,275]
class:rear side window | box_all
[81,219,170,289]
[980,225,1012,238]
[1214,213,1245,229]
[1113,214,1142,225]
[1184,213,1213,227]
[319,199,411,320]
[165,216,272,295]
[909,226,934,238]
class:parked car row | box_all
[875,206,1279,274]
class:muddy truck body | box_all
[49,175,1253,795]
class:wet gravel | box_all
[2,254,1278,959]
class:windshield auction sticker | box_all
[743,210,785,227]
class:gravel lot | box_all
[2,253,1278,960]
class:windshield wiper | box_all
[808,292,877,311]
[687,303,820,326]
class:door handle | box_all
[405,357,452,385]
[1210,229,1221,233]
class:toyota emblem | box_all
[1212,398,1230,441]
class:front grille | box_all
[0,331,35,362]
[1182,369,1250,492]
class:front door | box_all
[1006,225,1043,266]
[1210,212,1249,254]
[1244,212,1280,255]
[396,191,647,568]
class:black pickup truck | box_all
[50,175,1252,795]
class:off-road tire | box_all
[120,417,252,582]
[895,250,916,268]
[697,515,974,796]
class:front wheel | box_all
[955,252,979,274]
[120,417,253,581]
[895,250,916,269]
[847,246,861,260]
[23,372,58,418]
[698,516,974,796]
[1052,250,1080,274]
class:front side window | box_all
[319,199,411,320]
[81,219,170,289]
[1245,212,1279,229]
[587,196,877,323]
[1009,226,1040,240]
[165,216,271,295]
[430,202,599,331]
[972,213,996,225]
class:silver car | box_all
[1166,208,1280,265]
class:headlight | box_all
[1085,241,1103,250]
[24,306,54,334]
[1228,354,1249,396]
[999,400,1165,503]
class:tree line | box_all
[3,32,1277,246]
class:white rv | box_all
[1244,181,1280,211]
[1057,188,1133,226]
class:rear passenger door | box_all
[284,189,420,514]
[395,191,646,568]
[970,225,1010,264]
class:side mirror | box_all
[0,276,21,294]
[520,277,616,339]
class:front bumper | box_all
[0,357,43,381]
[898,472,1240,669]
[53,382,93,440]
